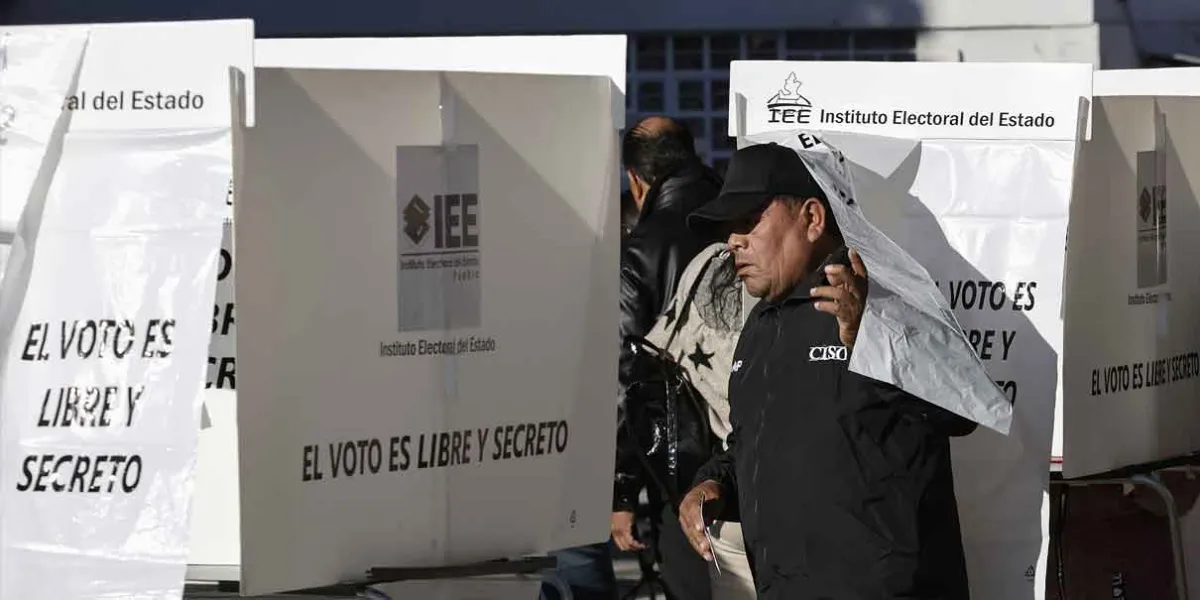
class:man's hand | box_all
[812,247,869,349]
[610,511,646,552]
[678,480,722,561]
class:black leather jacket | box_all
[614,162,723,512]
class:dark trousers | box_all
[539,505,712,600]
[656,503,713,600]
[540,542,617,600]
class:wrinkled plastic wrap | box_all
[0,30,89,275]
[0,29,229,600]
[746,131,1013,435]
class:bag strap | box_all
[663,248,722,351]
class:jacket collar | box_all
[637,161,718,222]
[760,245,849,308]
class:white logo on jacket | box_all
[732,359,744,372]
[808,345,848,362]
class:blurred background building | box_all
[3,0,1197,172]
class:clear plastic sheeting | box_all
[747,131,1013,434]
[0,30,89,272]
[0,33,228,600]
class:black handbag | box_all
[621,258,722,508]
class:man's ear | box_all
[626,170,647,206]
[803,198,827,243]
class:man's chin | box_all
[742,281,769,299]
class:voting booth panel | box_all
[234,68,619,595]
[1087,71,1200,600]
[730,60,1091,600]
[1093,68,1200,98]
[255,36,628,127]
[190,38,627,575]
[0,25,237,600]
[1062,96,1200,479]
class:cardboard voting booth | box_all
[1063,96,1200,478]
[233,67,619,595]
[1094,67,1200,97]
[1086,70,1200,600]
[729,60,1092,600]
[0,20,251,600]
[189,36,627,579]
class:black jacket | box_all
[694,253,976,599]
[614,162,723,512]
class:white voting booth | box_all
[1054,69,1200,600]
[1094,67,1200,97]
[1,25,624,597]
[730,60,1092,600]
[232,66,619,594]
[188,36,627,583]
[0,20,252,600]
[1065,77,1200,478]
[9,21,1198,597]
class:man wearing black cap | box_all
[677,142,977,599]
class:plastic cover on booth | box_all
[0,27,231,599]
[745,131,1013,434]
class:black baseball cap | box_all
[689,142,828,229]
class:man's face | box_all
[727,197,820,301]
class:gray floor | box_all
[183,558,661,599]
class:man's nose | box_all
[727,232,747,249]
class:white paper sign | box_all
[730,60,1090,142]
[0,31,229,600]
[1062,96,1200,478]
[234,68,618,595]
[731,60,1091,600]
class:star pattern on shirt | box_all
[687,342,715,370]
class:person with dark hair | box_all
[677,143,976,599]
[612,115,724,599]
[540,117,721,600]
[641,242,755,600]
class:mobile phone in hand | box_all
[699,493,722,575]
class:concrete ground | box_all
[183,558,663,600]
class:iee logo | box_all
[403,193,479,249]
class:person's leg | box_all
[655,504,714,600]
[540,542,617,600]
[707,521,758,600]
